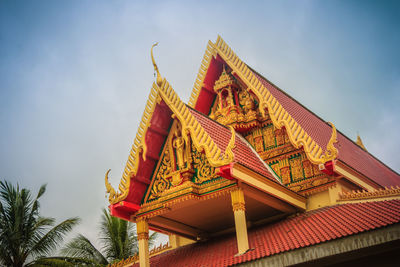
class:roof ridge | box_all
[188,40,215,108]
[106,83,159,204]
[249,64,400,178]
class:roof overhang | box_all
[218,163,306,210]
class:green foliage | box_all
[62,208,157,265]
[0,180,80,267]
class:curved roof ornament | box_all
[151,43,163,86]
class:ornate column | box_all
[230,187,249,254]
[137,217,150,267]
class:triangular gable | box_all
[106,74,294,218]
[142,119,223,204]
[105,83,174,212]
[105,77,237,210]
[188,36,400,188]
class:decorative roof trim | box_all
[188,41,215,107]
[107,242,172,267]
[106,42,236,205]
[356,134,367,151]
[338,186,400,201]
[105,84,159,204]
[206,35,338,165]
[156,78,236,167]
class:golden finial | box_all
[105,169,116,202]
[151,43,163,86]
[356,134,367,151]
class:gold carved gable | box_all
[244,121,334,194]
[143,120,219,203]
[209,67,264,131]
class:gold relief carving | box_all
[283,130,290,144]
[245,134,254,147]
[262,125,275,149]
[148,150,172,201]
[254,136,264,153]
[137,232,149,240]
[230,187,245,212]
[312,177,329,187]
[210,36,339,165]
[156,77,236,168]
[275,129,285,146]
[192,144,218,184]
[209,68,262,131]
[280,166,291,184]
[270,162,281,177]
[261,143,294,160]
[137,217,149,240]
[302,159,313,178]
[232,202,246,212]
[313,163,321,176]
[173,136,185,169]
[147,131,220,202]
[289,157,303,181]
[339,186,400,201]
[288,176,334,193]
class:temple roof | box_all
[252,70,400,187]
[106,76,281,208]
[189,108,278,182]
[188,36,400,188]
[131,199,400,267]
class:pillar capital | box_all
[231,187,245,211]
[137,217,149,240]
[136,217,150,267]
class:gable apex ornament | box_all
[151,42,163,87]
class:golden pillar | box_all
[230,187,249,254]
[137,217,150,267]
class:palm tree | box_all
[0,180,81,267]
[62,209,157,265]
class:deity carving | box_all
[147,121,220,202]
[172,124,186,170]
[209,66,262,132]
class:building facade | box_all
[105,37,400,267]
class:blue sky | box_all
[1,0,399,247]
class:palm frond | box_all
[30,217,80,257]
[27,256,101,267]
[61,234,108,265]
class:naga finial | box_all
[151,42,163,86]
[105,169,116,202]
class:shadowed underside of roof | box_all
[131,199,400,267]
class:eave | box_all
[219,162,306,210]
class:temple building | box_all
[105,36,400,267]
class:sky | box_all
[1,0,399,250]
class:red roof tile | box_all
[188,107,278,183]
[251,71,400,187]
[131,199,400,267]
